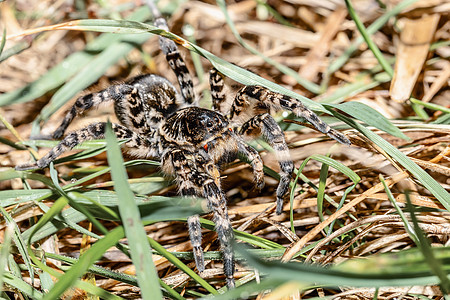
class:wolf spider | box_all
[17,16,350,288]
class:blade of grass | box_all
[0,6,152,107]
[48,251,186,299]
[239,242,450,289]
[317,163,330,224]
[148,238,218,295]
[0,189,52,208]
[215,0,320,94]
[104,121,162,300]
[380,175,418,244]
[328,101,409,140]
[0,207,34,284]
[2,272,43,299]
[0,224,13,290]
[330,112,450,210]
[0,28,6,57]
[410,98,450,114]
[290,154,360,232]
[36,35,151,124]
[319,72,391,104]
[405,193,450,294]
[328,0,419,73]
[41,226,126,300]
[345,0,393,77]
[199,218,284,249]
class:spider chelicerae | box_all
[17,15,350,288]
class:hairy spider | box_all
[17,16,350,288]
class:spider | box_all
[17,16,350,288]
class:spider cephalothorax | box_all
[17,14,350,288]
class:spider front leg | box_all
[16,122,157,170]
[165,149,235,288]
[240,113,294,215]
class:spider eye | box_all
[206,121,213,128]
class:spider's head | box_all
[163,107,230,146]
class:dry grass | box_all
[0,0,449,299]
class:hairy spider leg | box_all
[16,122,156,171]
[209,69,266,189]
[236,137,265,190]
[231,86,351,145]
[209,68,227,113]
[240,114,294,215]
[53,74,179,140]
[166,149,235,288]
[53,84,139,139]
[154,17,195,105]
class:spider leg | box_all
[230,86,351,145]
[166,149,235,288]
[187,215,205,272]
[209,68,227,113]
[16,122,157,171]
[240,113,294,215]
[154,17,195,105]
[236,138,265,190]
[53,75,179,139]
[53,84,138,139]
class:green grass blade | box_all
[42,226,125,300]
[2,272,43,299]
[0,224,13,290]
[37,37,150,123]
[317,163,330,224]
[410,98,450,114]
[0,7,152,107]
[0,28,6,57]
[345,0,393,77]
[22,192,204,243]
[290,154,360,231]
[216,0,321,94]
[0,35,32,63]
[319,72,391,104]
[380,176,418,244]
[26,196,69,246]
[327,101,409,140]
[0,207,35,284]
[0,189,52,208]
[205,279,282,300]
[105,122,163,300]
[148,238,218,295]
[73,280,124,300]
[405,193,450,294]
[328,0,420,73]
[238,243,450,288]
[199,218,284,249]
[332,113,450,210]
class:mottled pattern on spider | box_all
[17,16,350,288]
